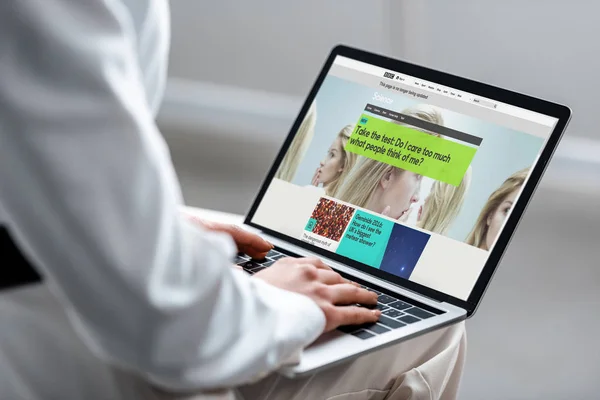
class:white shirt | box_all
[0,0,324,392]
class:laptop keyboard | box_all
[235,248,442,340]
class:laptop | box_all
[236,45,571,377]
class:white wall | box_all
[168,0,393,96]
[393,0,600,139]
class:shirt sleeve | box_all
[0,0,325,392]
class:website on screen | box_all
[252,56,557,300]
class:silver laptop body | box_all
[238,45,571,377]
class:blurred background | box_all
[158,1,600,398]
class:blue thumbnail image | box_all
[378,224,430,280]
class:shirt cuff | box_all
[251,278,326,366]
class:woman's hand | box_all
[311,167,321,186]
[187,215,273,259]
[398,207,413,223]
[381,206,413,222]
[254,257,380,332]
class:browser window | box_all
[251,55,558,300]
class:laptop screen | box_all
[250,55,559,301]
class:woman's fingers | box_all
[332,306,381,327]
[311,168,320,186]
[381,205,391,217]
[329,283,378,306]
[399,207,413,222]
[317,269,345,285]
[206,222,274,259]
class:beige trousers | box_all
[0,285,466,400]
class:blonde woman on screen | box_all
[416,166,472,235]
[336,105,444,220]
[275,101,317,182]
[310,125,358,197]
[466,168,529,250]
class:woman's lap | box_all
[237,322,467,400]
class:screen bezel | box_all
[244,45,571,317]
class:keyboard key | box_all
[250,266,266,273]
[263,260,275,267]
[252,257,270,264]
[361,301,384,310]
[240,261,261,270]
[404,307,435,319]
[377,315,406,329]
[351,330,375,340]
[377,294,397,304]
[339,320,389,335]
[364,323,390,335]
[270,253,287,260]
[266,250,281,258]
[235,255,249,264]
[398,315,420,324]
[338,325,360,334]
[382,309,404,318]
[388,300,412,311]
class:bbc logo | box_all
[383,72,395,79]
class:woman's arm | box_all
[0,0,324,391]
